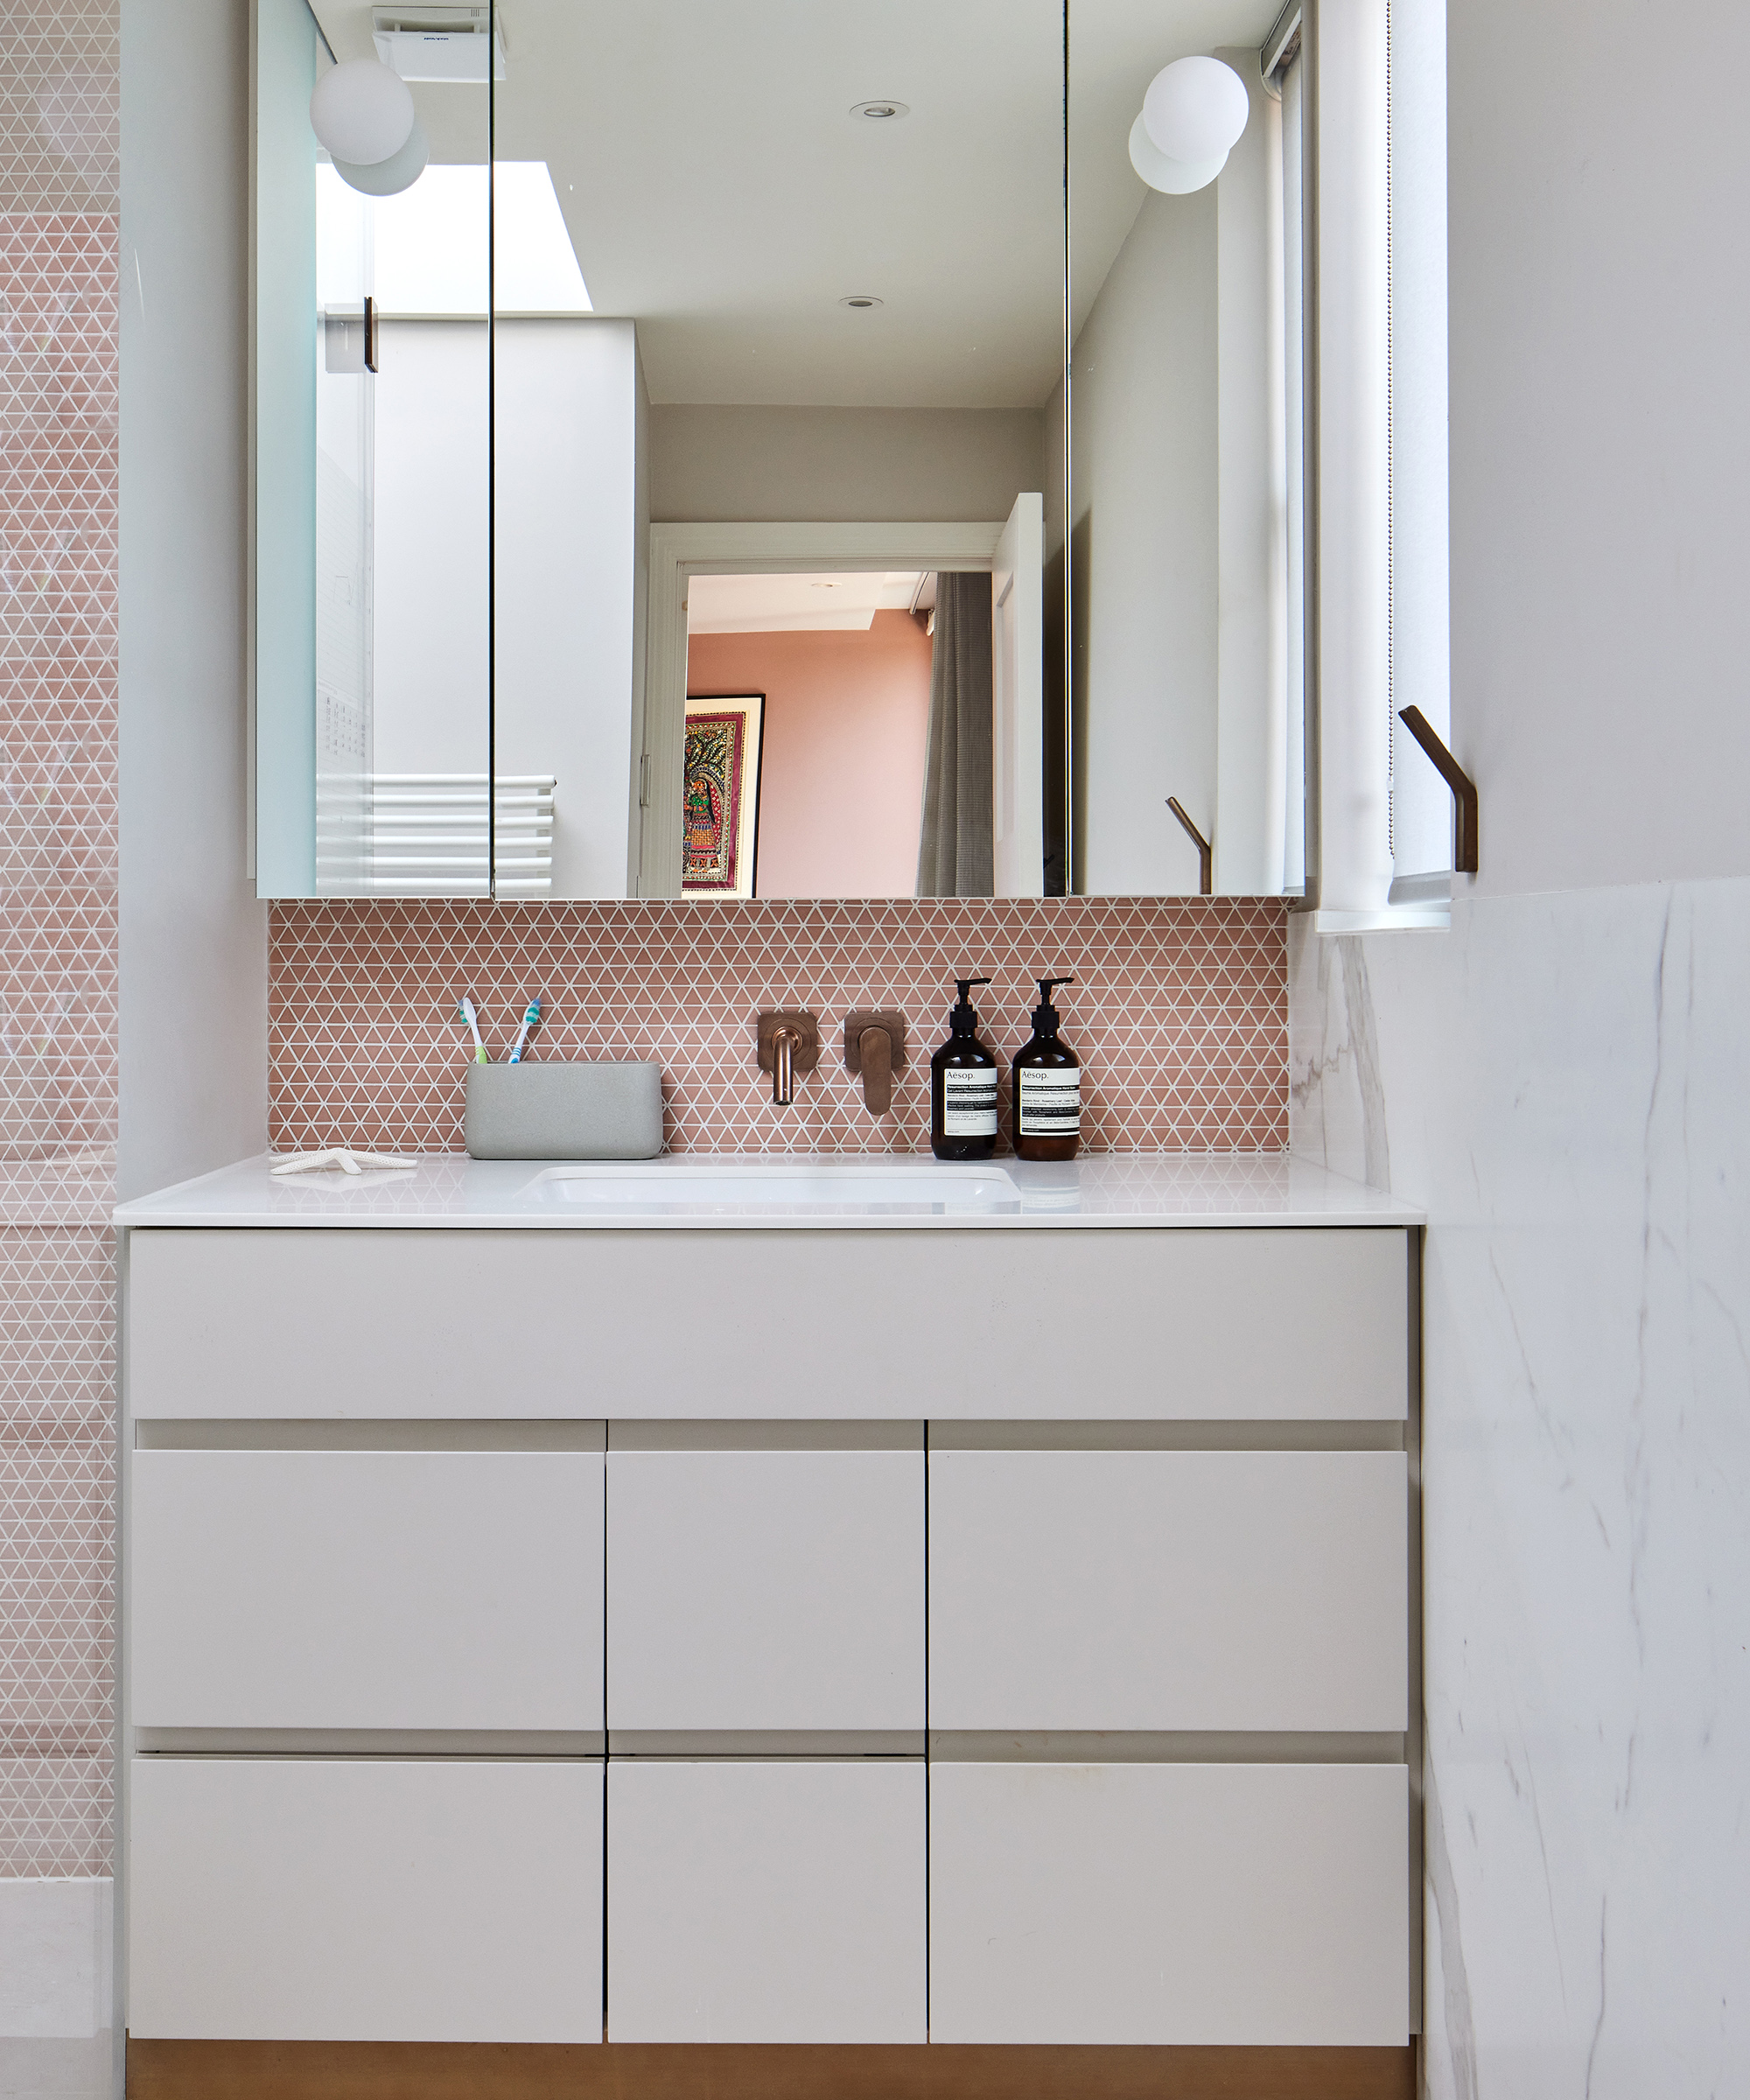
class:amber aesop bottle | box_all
[1011,975,1081,1161]
[930,976,998,1161]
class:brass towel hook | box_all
[1397,708,1478,873]
[1166,797,1213,896]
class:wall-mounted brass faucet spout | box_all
[774,1025,801,1104]
[756,1012,821,1107]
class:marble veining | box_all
[1291,877,1750,2097]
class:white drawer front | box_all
[929,1449,1407,1732]
[128,1758,603,2041]
[929,1762,1408,2045]
[131,1451,605,1731]
[607,1760,925,2042]
[126,1227,1410,1422]
[607,1450,923,1731]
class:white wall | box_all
[1446,2,1749,898]
[372,317,644,895]
[118,0,268,1200]
[648,405,1046,526]
[1070,181,1219,895]
[494,318,641,898]
[1292,3,1750,2092]
[1069,70,1284,900]
[370,320,490,778]
[1214,47,1285,895]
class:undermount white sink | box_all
[528,1158,1021,1214]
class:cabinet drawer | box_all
[929,1449,1406,1732]
[929,1762,1408,2045]
[128,1758,603,2040]
[131,1450,605,1731]
[607,1760,925,2042]
[126,1227,1410,1422]
[607,1448,923,1731]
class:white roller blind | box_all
[1385,0,1452,902]
[1281,46,1307,895]
[1313,0,1392,922]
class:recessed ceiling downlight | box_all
[850,100,910,121]
[838,294,883,310]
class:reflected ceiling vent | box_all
[372,7,507,83]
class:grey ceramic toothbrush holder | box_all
[464,1062,664,1159]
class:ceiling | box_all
[687,571,934,636]
[312,0,1279,410]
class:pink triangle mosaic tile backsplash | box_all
[2,0,122,1876]
[270,896,1289,1156]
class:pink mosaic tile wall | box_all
[270,897,1288,1155]
[1,0,119,1877]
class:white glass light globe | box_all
[332,116,429,199]
[1142,56,1249,166]
[1128,112,1226,195]
[310,58,415,168]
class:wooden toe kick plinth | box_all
[126,2039,1418,2100]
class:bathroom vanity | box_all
[116,1152,1422,2075]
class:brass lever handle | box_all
[843,1010,907,1116]
[1166,796,1213,895]
[858,1026,893,1116]
[1397,707,1478,873]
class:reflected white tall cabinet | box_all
[116,1158,1422,2059]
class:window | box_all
[1309,0,1451,930]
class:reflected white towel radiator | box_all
[317,774,556,896]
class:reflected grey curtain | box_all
[914,571,994,896]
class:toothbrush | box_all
[508,996,542,1065]
[456,995,489,1064]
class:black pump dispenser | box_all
[1012,973,1082,1161]
[948,976,986,1036]
[929,975,998,1161]
[1030,976,1073,1032]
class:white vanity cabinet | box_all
[928,1446,1408,1732]
[606,1438,924,1732]
[129,1757,603,2042]
[116,1155,1422,2060]
[132,1446,605,1732]
[608,1760,927,2042]
[928,1761,1409,2046]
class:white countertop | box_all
[114,1152,1422,1230]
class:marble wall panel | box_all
[1291,878,1750,2097]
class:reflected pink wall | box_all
[687,610,931,898]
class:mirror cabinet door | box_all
[256,4,1308,901]
[256,0,494,898]
[1068,2,1309,897]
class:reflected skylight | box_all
[316,161,592,316]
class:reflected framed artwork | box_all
[682,693,765,898]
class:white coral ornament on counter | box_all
[270,1147,417,1177]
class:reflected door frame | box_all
[642,522,1005,900]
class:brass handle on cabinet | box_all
[1166,797,1213,896]
[1397,708,1478,873]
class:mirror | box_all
[1068,1,1307,897]
[255,1,1307,900]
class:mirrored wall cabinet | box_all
[253,0,1445,909]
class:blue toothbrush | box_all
[508,996,542,1064]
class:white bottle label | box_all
[942,1066,998,1137]
[1018,1065,1081,1137]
